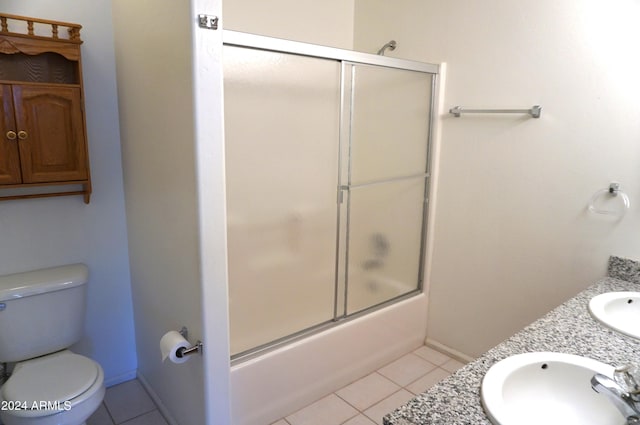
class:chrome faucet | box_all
[592,365,640,424]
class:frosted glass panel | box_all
[350,65,432,184]
[346,179,426,314]
[224,46,341,355]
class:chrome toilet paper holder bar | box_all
[178,326,203,358]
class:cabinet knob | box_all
[17,131,28,140]
[5,131,16,140]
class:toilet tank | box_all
[0,264,89,363]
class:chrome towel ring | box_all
[588,182,630,216]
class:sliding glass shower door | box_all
[224,46,341,356]
[223,33,436,358]
[341,64,432,315]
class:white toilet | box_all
[0,264,105,425]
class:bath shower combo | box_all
[222,29,439,425]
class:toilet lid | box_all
[2,352,99,406]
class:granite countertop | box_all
[384,257,640,425]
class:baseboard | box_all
[425,338,475,363]
[104,369,138,388]
[137,371,179,425]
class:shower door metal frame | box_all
[224,30,440,363]
[223,30,439,74]
[338,60,435,319]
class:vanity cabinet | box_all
[0,13,91,203]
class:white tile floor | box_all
[86,345,464,425]
[87,379,168,425]
[272,345,466,425]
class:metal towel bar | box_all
[449,105,542,118]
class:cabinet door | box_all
[12,85,88,183]
[0,85,22,184]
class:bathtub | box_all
[230,292,428,425]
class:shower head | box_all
[377,40,397,56]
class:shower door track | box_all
[223,30,439,74]
[224,31,440,364]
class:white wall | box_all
[112,0,230,424]
[355,0,640,357]
[1,1,137,385]
[222,0,355,49]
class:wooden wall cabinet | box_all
[0,14,91,203]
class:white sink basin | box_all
[589,292,640,339]
[481,352,624,425]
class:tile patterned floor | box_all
[86,345,464,425]
[271,345,466,425]
[87,379,168,425]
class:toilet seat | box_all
[3,351,99,408]
[0,350,104,423]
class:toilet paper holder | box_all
[177,326,203,358]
